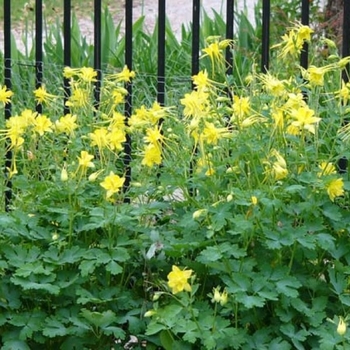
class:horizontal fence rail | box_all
[2,0,350,210]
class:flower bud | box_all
[144,310,156,318]
[60,167,68,182]
[337,316,347,336]
[192,209,207,220]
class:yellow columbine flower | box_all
[167,265,193,294]
[265,149,288,181]
[107,128,126,152]
[0,85,14,105]
[143,126,163,146]
[33,114,53,136]
[113,65,136,83]
[33,85,55,105]
[334,80,350,105]
[201,122,230,145]
[77,151,95,173]
[211,287,228,306]
[232,95,250,121]
[192,70,212,91]
[259,72,286,96]
[337,316,347,336]
[55,114,78,136]
[141,144,162,167]
[78,67,97,83]
[65,86,89,108]
[317,162,336,177]
[288,106,321,135]
[89,127,109,150]
[303,65,332,87]
[326,178,344,202]
[180,90,209,118]
[100,171,125,199]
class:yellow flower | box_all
[0,85,14,105]
[180,90,209,118]
[304,65,332,87]
[167,265,193,294]
[317,162,336,177]
[265,149,288,181]
[334,80,350,105]
[201,122,230,145]
[33,85,55,105]
[55,114,78,136]
[77,151,95,174]
[89,127,109,150]
[232,95,250,121]
[251,196,258,205]
[326,178,344,202]
[113,65,136,83]
[107,128,126,152]
[78,67,97,82]
[142,144,162,167]
[337,316,347,336]
[211,287,228,305]
[33,114,53,136]
[260,73,286,96]
[272,23,313,59]
[288,106,321,135]
[65,86,89,108]
[192,70,212,91]
[143,126,164,146]
[100,171,125,198]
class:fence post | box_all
[300,0,309,70]
[94,0,102,108]
[157,0,166,108]
[261,0,270,72]
[225,0,234,75]
[339,1,350,173]
[4,0,12,211]
[123,0,133,201]
[63,0,71,115]
[35,0,43,115]
[191,0,201,83]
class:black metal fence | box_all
[2,0,350,209]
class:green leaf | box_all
[43,318,68,338]
[236,294,265,308]
[10,276,60,295]
[106,260,123,275]
[196,246,222,263]
[79,260,96,277]
[159,330,174,350]
[146,321,167,336]
[80,309,117,328]
[276,277,301,298]
[2,340,30,350]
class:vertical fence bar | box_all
[191,0,201,83]
[342,1,350,83]
[225,0,234,75]
[63,0,71,114]
[157,0,166,108]
[4,0,12,210]
[35,0,43,115]
[261,0,270,73]
[123,0,133,201]
[300,0,309,70]
[339,1,350,174]
[94,0,102,108]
